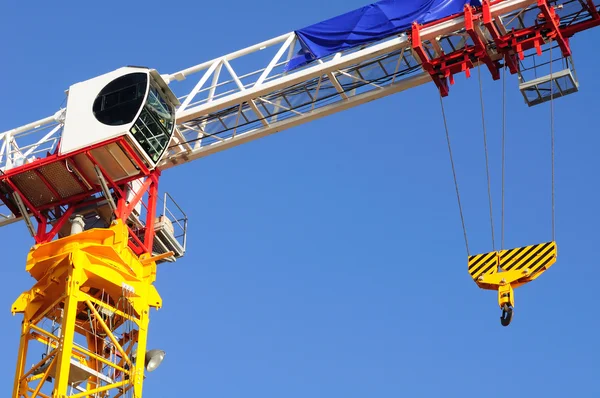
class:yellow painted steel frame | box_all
[11,219,162,398]
[468,241,557,314]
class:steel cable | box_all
[502,61,506,250]
[478,65,496,252]
[550,43,556,242]
[439,94,470,256]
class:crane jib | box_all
[0,0,595,231]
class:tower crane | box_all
[2,0,599,396]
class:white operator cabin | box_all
[55,67,185,261]
[61,66,179,172]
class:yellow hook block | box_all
[467,241,557,326]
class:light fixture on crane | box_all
[144,349,166,372]
[131,349,166,373]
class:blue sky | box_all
[1,1,599,397]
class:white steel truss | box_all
[0,0,595,226]
[160,0,542,168]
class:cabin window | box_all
[129,85,174,163]
[93,73,148,126]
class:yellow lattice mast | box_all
[12,219,165,397]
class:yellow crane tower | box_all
[1,0,598,396]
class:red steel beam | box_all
[84,151,126,199]
[4,178,43,222]
[29,171,151,213]
[143,172,160,254]
[465,4,501,80]
[0,136,123,180]
[120,178,152,221]
[36,215,48,242]
[0,188,22,218]
[38,206,75,243]
[0,136,160,246]
[561,1,600,37]
[410,22,450,96]
[537,0,571,56]
[127,225,146,256]
[586,0,600,19]
[482,0,520,73]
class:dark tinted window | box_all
[93,73,148,126]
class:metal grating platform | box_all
[38,161,87,198]
[11,170,58,207]
[8,160,91,208]
[519,68,579,106]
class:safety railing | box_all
[158,191,188,253]
[0,110,65,172]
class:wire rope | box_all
[502,60,506,250]
[439,94,470,256]
[478,65,496,252]
[550,43,556,242]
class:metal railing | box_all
[158,192,188,253]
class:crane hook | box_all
[500,304,513,327]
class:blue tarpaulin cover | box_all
[287,0,480,70]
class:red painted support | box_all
[127,225,147,256]
[84,152,126,199]
[411,4,505,96]
[587,0,600,18]
[0,134,162,253]
[0,137,122,180]
[121,140,151,176]
[143,172,160,254]
[4,179,44,223]
[482,0,570,70]
[0,190,22,219]
[411,22,450,96]
[38,206,75,243]
[36,216,48,242]
[120,178,153,221]
[116,195,126,221]
[465,4,500,80]
[482,0,520,74]
[561,1,600,37]
[537,0,571,56]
